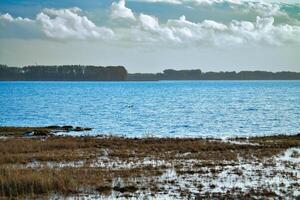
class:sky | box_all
[0,0,299,72]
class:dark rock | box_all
[96,185,112,193]
[23,131,34,136]
[23,130,53,137]
[72,127,92,131]
[62,126,73,131]
[74,127,84,131]
[113,186,138,193]
[46,125,61,129]
[32,130,52,136]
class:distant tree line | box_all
[1,65,299,81]
[128,69,300,81]
[0,65,127,81]
[128,69,202,81]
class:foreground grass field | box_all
[0,127,299,199]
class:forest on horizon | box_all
[1,65,300,81]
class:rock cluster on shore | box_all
[0,126,92,137]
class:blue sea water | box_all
[0,81,299,138]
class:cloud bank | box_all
[0,0,299,46]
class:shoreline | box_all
[0,126,299,199]
[0,126,299,139]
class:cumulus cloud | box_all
[138,14,180,42]
[162,15,229,43]
[111,0,136,20]
[139,14,160,30]
[36,8,114,40]
[129,0,295,19]
[130,14,300,46]
[240,1,286,17]
[201,20,228,31]
[0,13,40,39]
[0,9,114,40]
[1,5,300,46]
[0,13,32,23]
[229,16,300,45]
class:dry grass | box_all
[0,168,76,197]
[0,126,299,198]
[0,165,163,197]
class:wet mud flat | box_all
[0,126,299,199]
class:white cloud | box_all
[138,14,180,42]
[36,8,114,40]
[128,0,294,19]
[166,16,231,45]
[42,7,82,15]
[139,14,160,30]
[132,14,231,44]
[0,13,32,23]
[201,20,228,30]
[1,6,299,46]
[111,0,136,20]
[243,2,285,17]
[228,16,300,45]
[131,14,300,46]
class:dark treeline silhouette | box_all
[1,65,300,81]
[128,69,202,81]
[128,69,300,81]
[0,65,127,81]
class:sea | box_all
[0,81,299,138]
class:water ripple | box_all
[0,81,299,137]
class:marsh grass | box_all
[0,168,76,197]
[0,127,299,198]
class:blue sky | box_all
[0,0,299,72]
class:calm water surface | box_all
[0,81,299,137]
